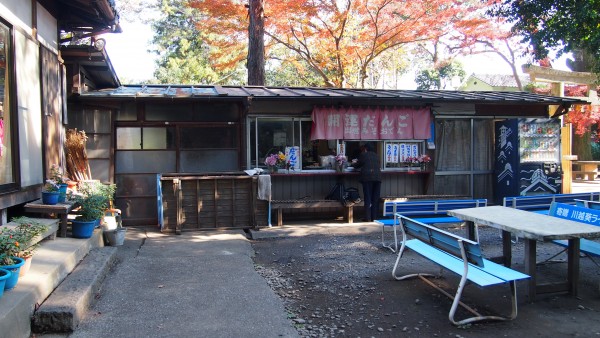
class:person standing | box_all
[351,143,381,222]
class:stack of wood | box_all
[65,129,91,182]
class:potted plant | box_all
[0,228,26,290]
[72,194,108,238]
[10,217,49,276]
[264,152,286,173]
[42,179,60,205]
[334,154,347,172]
[78,181,118,230]
[49,164,69,202]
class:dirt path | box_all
[251,224,600,337]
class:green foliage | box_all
[78,181,116,203]
[75,181,113,222]
[0,228,20,265]
[74,194,109,222]
[150,0,245,84]
[415,61,466,90]
[490,0,600,76]
[0,218,48,265]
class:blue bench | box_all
[547,202,600,266]
[391,215,530,325]
[503,192,600,214]
[375,199,487,252]
[575,199,600,210]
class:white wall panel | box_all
[36,3,57,53]
[15,30,42,187]
[0,0,32,34]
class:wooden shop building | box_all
[60,52,584,232]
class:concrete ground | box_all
[33,179,600,337]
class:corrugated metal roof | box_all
[79,85,586,105]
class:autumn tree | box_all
[490,0,600,76]
[247,0,265,85]
[189,0,499,88]
[411,3,530,91]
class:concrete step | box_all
[0,229,104,338]
[31,246,117,333]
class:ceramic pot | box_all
[71,219,97,238]
[0,268,11,297]
[41,191,60,205]
[1,257,25,290]
[18,255,32,277]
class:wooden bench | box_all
[573,171,597,181]
[503,192,600,215]
[391,215,530,325]
[270,199,363,226]
[547,202,600,265]
[375,199,487,252]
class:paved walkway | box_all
[59,230,299,338]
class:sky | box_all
[102,19,571,88]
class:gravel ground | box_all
[251,223,600,337]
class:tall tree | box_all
[150,0,245,84]
[247,0,265,85]
[189,0,498,88]
[415,61,466,90]
[490,0,600,75]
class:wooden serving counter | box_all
[158,170,431,232]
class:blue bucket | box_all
[1,257,24,290]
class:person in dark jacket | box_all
[351,142,381,222]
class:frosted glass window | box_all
[117,102,137,121]
[116,128,141,149]
[180,150,237,172]
[86,134,111,157]
[115,151,176,173]
[88,159,110,182]
[143,128,167,149]
[180,127,237,149]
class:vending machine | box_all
[494,118,562,204]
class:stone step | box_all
[0,229,104,338]
[31,246,117,333]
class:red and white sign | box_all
[311,106,430,140]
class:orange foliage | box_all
[565,104,600,137]
[189,0,499,87]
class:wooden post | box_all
[561,124,573,193]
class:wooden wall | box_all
[160,171,431,231]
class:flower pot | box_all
[0,268,11,297]
[41,191,60,205]
[71,219,97,238]
[104,227,127,246]
[57,183,68,203]
[18,255,32,277]
[1,257,25,290]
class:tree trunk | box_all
[573,131,593,161]
[247,0,265,86]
